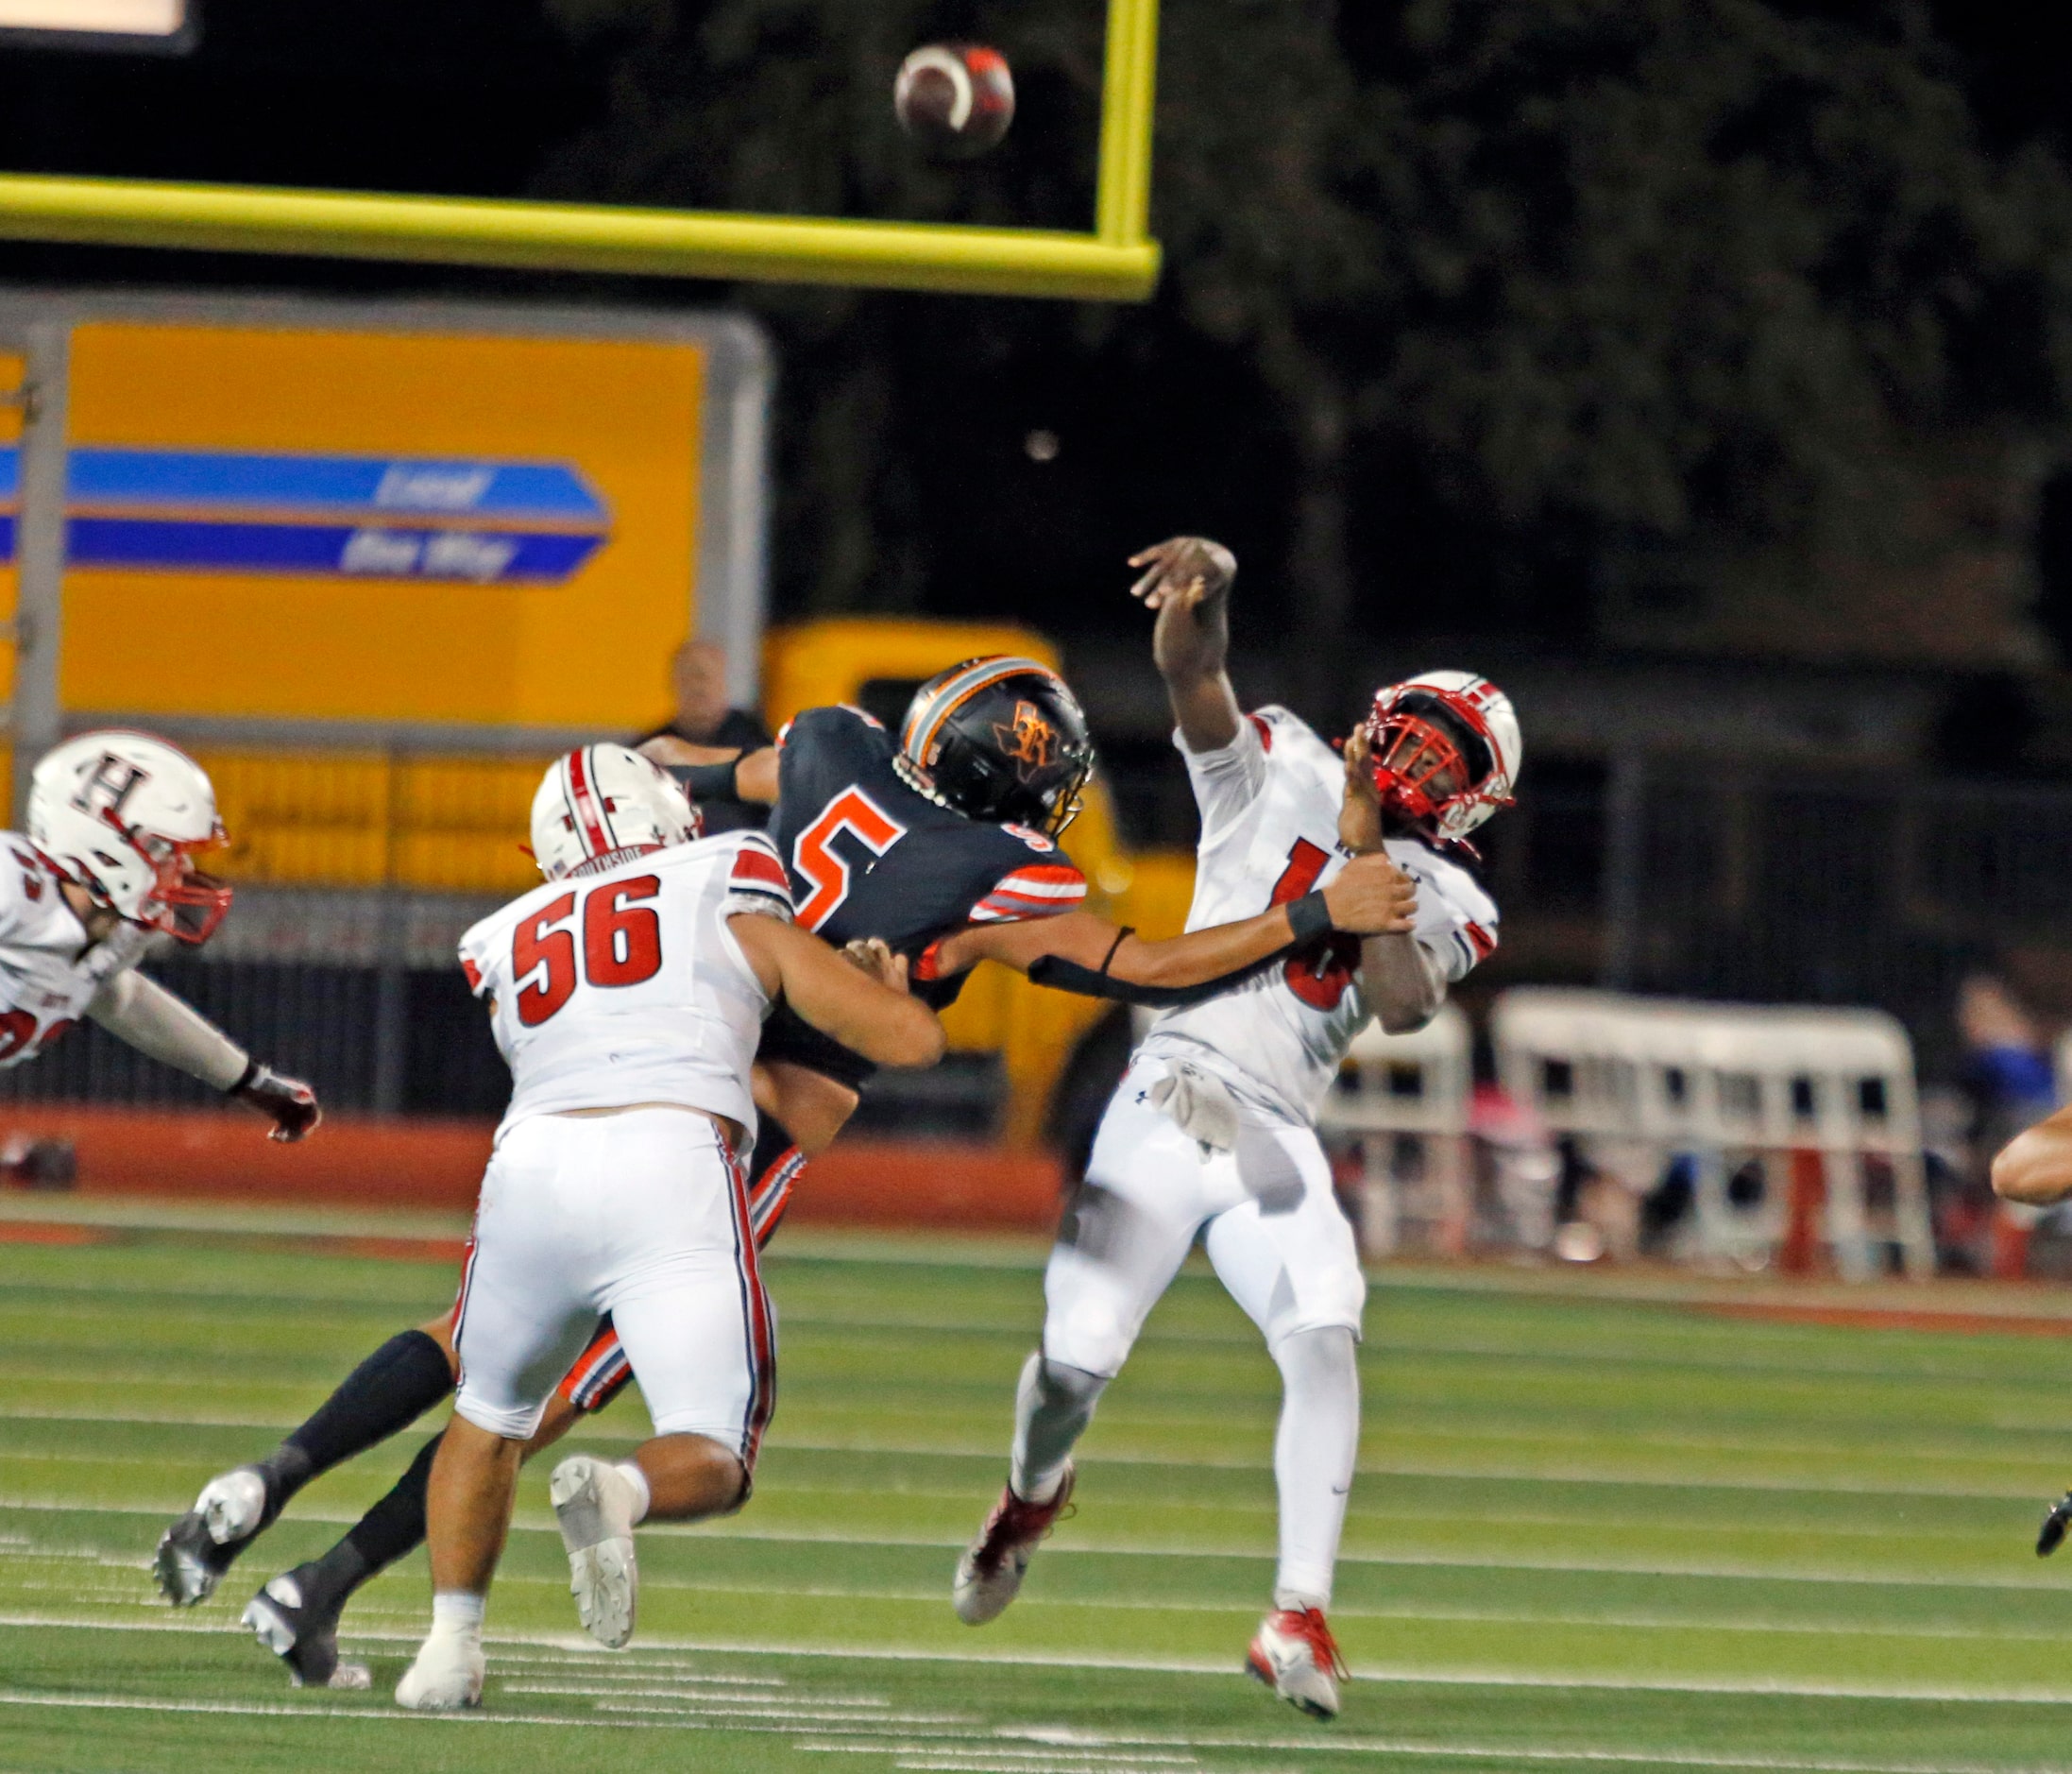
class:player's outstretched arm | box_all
[1994,1106,2072,1206]
[930,858,1417,1008]
[638,738,780,806]
[1339,727,1446,1034]
[86,971,321,1141]
[729,915,946,1069]
[1131,536,1242,753]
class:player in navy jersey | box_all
[179,657,1418,1691]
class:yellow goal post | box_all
[0,0,1162,301]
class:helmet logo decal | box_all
[71,754,149,824]
[994,701,1058,781]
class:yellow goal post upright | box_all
[0,0,1162,302]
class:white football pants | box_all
[452,1109,775,1464]
[1041,1058,1367,1378]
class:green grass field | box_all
[7,1203,2072,1773]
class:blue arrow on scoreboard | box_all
[0,445,613,583]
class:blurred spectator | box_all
[1958,973,2056,1131]
[1941,972,2059,1269]
[637,639,771,752]
[634,640,773,834]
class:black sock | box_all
[265,1329,454,1506]
[285,1434,440,1624]
[341,1432,440,1578]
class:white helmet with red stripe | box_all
[27,730,233,944]
[530,743,703,881]
[1363,670,1520,844]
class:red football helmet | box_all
[1362,671,1520,844]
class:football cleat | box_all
[1248,1607,1349,1720]
[2039,1492,2072,1557]
[153,1466,270,1606]
[952,1463,1074,1626]
[395,1632,484,1712]
[550,1455,641,1650]
[242,1563,370,1690]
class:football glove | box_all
[229,1061,321,1143]
[2037,1492,2072,1557]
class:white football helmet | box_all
[1363,670,1521,843]
[531,743,703,881]
[27,730,232,944]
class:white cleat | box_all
[395,1632,484,1712]
[152,1467,270,1605]
[550,1455,640,1650]
[200,1468,269,1544]
[952,1464,1074,1627]
[1247,1607,1349,1720]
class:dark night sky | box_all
[5,3,2064,213]
[1,0,2067,661]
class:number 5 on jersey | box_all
[514,876,664,1026]
[791,789,908,931]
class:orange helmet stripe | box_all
[900,656,1065,769]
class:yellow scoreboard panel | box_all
[58,320,707,732]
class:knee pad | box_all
[1271,1254,1367,1347]
[1042,1298,1135,1379]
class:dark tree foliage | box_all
[536,0,2072,674]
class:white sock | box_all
[1269,1326,1360,1611]
[615,1460,653,1527]
[1009,1352,1107,1501]
[430,1591,485,1638]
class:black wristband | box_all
[1285,890,1333,946]
[671,760,740,803]
[1096,926,1134,977]
[228,1056,260,1097]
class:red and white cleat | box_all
[952,1463,1075,1626]
[1247,1607,1349,1719]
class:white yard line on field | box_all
[0,1404,2061,1504]
[1,1494,2065,1593]
[0,1680,2050,1774]
[3,1608,2072,1706]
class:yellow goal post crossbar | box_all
[0,0,1162,301]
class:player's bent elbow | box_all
[1376,1000,1437,1036]
[858,1002,945,1070]
[885,1008,947,1069]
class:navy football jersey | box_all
[759,704,1087,1085]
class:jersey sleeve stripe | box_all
[1465,921,1497,960]
[968,865,1088,922]
[990,865,1085,894]
[730,846,791,892]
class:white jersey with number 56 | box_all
[1139,707,1499,1128]
[458,831,794,1144]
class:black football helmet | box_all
[898,657,1095,836]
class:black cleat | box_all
[2038,1492,2072,1558]
[242,1563,370,1690]
[152,1467,272,1606]
[153,1509,229,1606]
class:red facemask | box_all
[138,833,232,946]
[1362,686,1511,840]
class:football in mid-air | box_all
[894,43,1015,158]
